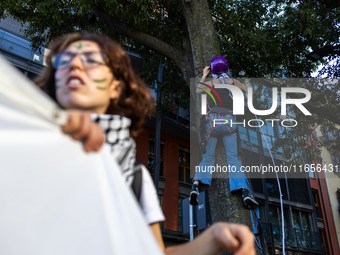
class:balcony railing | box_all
[262,223,321,251]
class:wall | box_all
[135,125,190,232]
[316,126,340,252]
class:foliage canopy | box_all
[1,0,339,164]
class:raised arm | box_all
[196,67,212,94]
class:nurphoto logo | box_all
[200,84,311,128]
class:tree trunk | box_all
[179,1,263,254]
[179,0,220,67]
[179,0,220,95]
[208,141,263,255]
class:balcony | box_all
[262,223,321,251]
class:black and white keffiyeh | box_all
[92,114,136,186]
[212,72,232,82]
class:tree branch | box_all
[91,5,184,64]
[91,4,196,86]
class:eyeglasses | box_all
[51,51,107,69]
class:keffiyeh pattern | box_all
[92,114,136,186]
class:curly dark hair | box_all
[35,33,155,137]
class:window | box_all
[278,125,292,141]
[265,164,288,200]
[262,134,273,150]
[178,198,183,232]
[262,121,285,152]
[249,129,259,145]
[331,153,339,170]
[268,206,288,245]
[312,190,322,218]
[268,206,288,227]
[179,146,191,184]
[307,164,315,178]
[263,122,274,137]
[0,29,4,40]
[261,122,275,150]
[268,206,280,226]
[292,210,311,230]
[300,211,311,230]
[238,126,249,143]
[292,210,312,248]
[288,178,310,204]
[238,126,259,146]
[1,31,32,59]
[319,230,329,255]
[323,126,337,142]
[278,125,286,138]
[3,32,31,49]
[147,136,164,176]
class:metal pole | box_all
[154,63,163,191]
[154,111,161,191]
[189,204,195,241]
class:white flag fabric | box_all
[0,55,163,255]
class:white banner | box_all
[0,55,163,255]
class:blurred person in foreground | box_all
[38,32,255,255]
